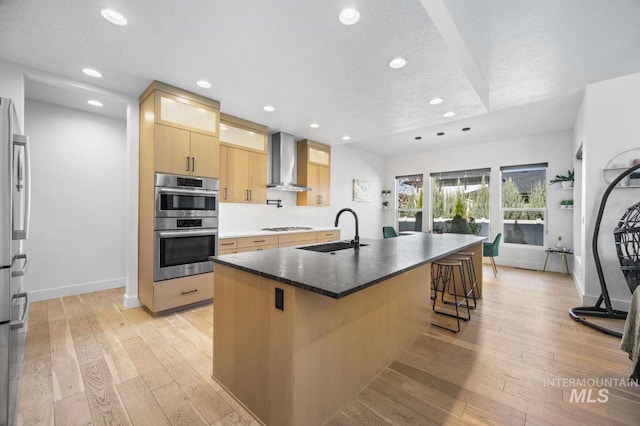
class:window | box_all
[396,174,423,232]
[501,163,547,246]
[430,168,490,236]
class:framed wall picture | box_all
[353,179,372,202]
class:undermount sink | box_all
[297,241,368,253]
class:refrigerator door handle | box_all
[10,292,28,330]
[12,134,31,239]
[11,253,28,278]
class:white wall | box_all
[23,99,128,301]
[219,144,385,240]
[385,130,575,273]
[578,72,640,309]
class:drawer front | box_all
[154,273,213,312]
[218,247,238,255]
[237,235,279,248]
[278,239,317,248]
[278,232,317,245]
[316,230,340,242]
[237,243,279,253]
[219,238,238,250]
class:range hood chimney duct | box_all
[268,132,311,192]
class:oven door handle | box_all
[158,187,218,196]
[159,230,218,238]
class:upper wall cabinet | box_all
[219,113,267,153]
[156,91,219,136]
[219,113,268,204]
[297,140,331,206]
[139,81,221,179]
[154,124,219,177]
[140,81,220,137]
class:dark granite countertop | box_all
[211,233,486,299]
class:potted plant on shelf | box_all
[550,169,575,189]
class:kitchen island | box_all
[211,233,485,426]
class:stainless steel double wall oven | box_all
[154,173,219,281]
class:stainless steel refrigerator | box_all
[0,97,30,426]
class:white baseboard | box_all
[493,258,563,272]
[28,277,126,302]
[123,292,141,308]
[582,294,630,312]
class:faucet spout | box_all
[334,208,360,250]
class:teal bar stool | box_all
[383,226,399,238]
[483,233,502,276]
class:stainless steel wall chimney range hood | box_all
[268,132,311,192]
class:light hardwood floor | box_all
[19,266,640,425]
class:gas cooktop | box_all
[261,226,314,232]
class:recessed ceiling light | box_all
[342,136,351,141]
[429,97,444,105]
[87,100,103,107]
[437,132,445,136]
[310,123,319,128]
[263,105,275,112]
[82,68,102,78]
[443,111,456,118]
[196,80,212,89]
[339,8,360,25]
[462,127,471,131]
[100,9,127,26]
[388,58,407,69]
[414,136,422,140]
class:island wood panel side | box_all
[212,265,293,424]
[472,241,483,298]
[290,264,430,425]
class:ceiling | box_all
[1,0,639,157]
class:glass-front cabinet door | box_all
[156,91,218,136]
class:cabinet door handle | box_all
[181,289,198,295]
[253,239,266,243]
[245,190,250,201]
[186,156,190,172]
[249,189,252,201]
[220,242,235,246]
[223,188,228,200]
[191,157,195,172]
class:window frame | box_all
[395,174,424,232]
[500,163,548,247]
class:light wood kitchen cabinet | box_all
[154,124,219,177]
[219,230,341,254]
[219,113,268,204]
[277,232,318,248]
[155,90,219,137]
[138,81,220,313]
[297,140,331,206]
[218,238,238,255]
[316,230,341,242]
[220,235,279,254]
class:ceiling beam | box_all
[420,0,490,109]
